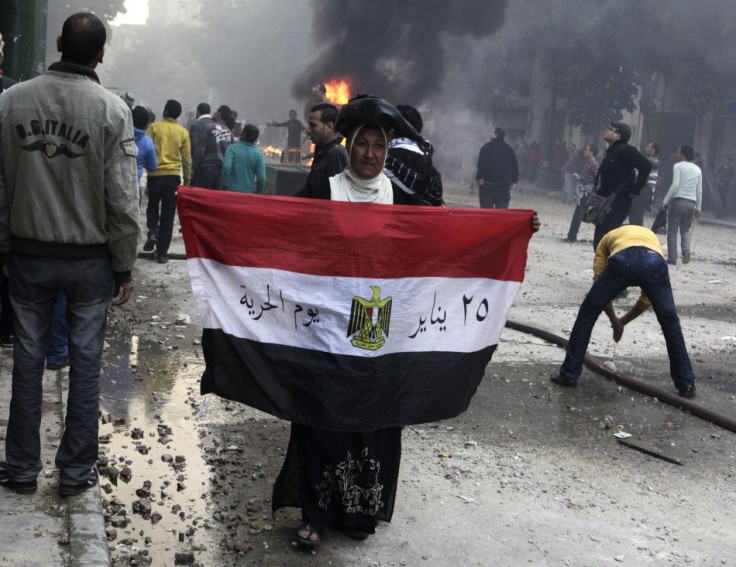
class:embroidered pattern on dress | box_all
[316,447,385,515]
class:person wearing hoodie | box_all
[132,106,157,197]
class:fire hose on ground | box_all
[505,319,736,434]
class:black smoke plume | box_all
[294,0,509,105]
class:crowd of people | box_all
[0,10,712,557]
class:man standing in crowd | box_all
[476,127,519,209]
[0,32,17,349]
[0,12,139,496]
[660,145,702,265]
[145,99,191,264]
[384,104,444,206]
[563,144,600,242]
[221,124,266,193]
[269,109,305,164]
[189,102,233,189]
[132,106,157,198]
[561,143,579,204]
[295,103,348,199]
[303,83,331,123]
[550,225,696,399]
[628,141,660,226]
[590,121,651,249]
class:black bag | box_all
[582,173,633,226]
[651,208,667,233]
[582,192,617,225]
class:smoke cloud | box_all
[294,0,509,105]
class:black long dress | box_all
[272,425,401,535]
[272,184,423,536]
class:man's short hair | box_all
[164,99,182,119]
[610,121,632,143]
[397,104,423,134]
[241,124,260,143]
[586,144,598,156]
[679,145,695,161]
[494,127,506,140]
[311,103,338,125]
[289,109,297,115]
[196,102,211,115]
[59,12,107,66]
[648,142,660,156]
[132,106,150,130]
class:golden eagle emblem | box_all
[347,285,392,351]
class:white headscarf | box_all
[329,124,393,204]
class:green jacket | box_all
[221,141,266,193]
[0,62,139,281]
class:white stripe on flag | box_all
[189,258,519,356]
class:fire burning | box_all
[262,145,283,158]
[324,78,351,106]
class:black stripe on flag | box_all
[201,328,496,431]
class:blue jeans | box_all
[6,255,114,483]
[47,291,69,365]
[559,247,695,390]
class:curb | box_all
[60,371,111,567]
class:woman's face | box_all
[350,126,387,179]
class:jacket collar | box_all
[48,61,100,83]
[606,140,627,154]
[317,135,344,153]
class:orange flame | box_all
[324,79,351,106]
[262,145,283,158]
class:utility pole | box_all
[0,0,48,81]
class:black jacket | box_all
[596,141,652,198]
[295,137,348,199]
[476,138,519,187]
[385,145,444,206]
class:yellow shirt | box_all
[146,118,192,185]
[593,225,665,306]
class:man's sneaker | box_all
[46,358,70,370]
[157,253,169,264]
[0,462,37,495]
[550,373,578,387]
[0,334,14,348]
[143,236,157,252]
[682,251,691,264]
[60,467,98,497]
[678,385,696,399]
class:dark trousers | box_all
[146,175,180,256]
[192,164,223,190]
[628,191,651,226]
[6,255,113,483]
[479,183,511,209]
[559,247,695,390]
[593,196,633,251]
[566,194,589,241]
[47,292,68,365]
[0,270,13,337]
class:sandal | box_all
[296,522,321,548]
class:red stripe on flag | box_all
[178,187,532,281]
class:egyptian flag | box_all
[178,187,533,431]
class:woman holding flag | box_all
[273,95,429,548]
